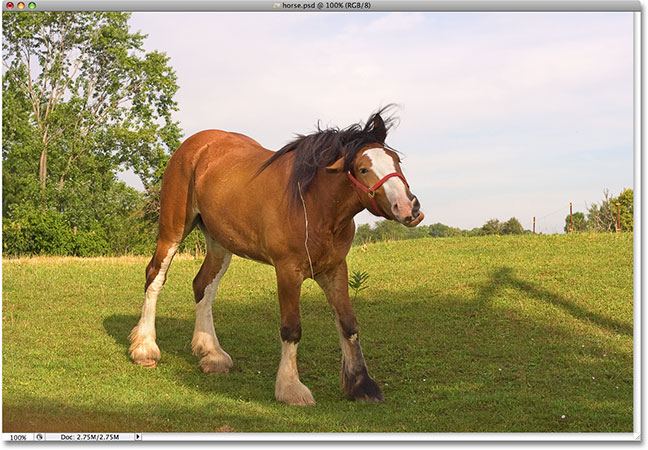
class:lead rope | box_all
[297,182,315,280]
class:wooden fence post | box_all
[616,202,621,232]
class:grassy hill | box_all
[2,233,634,433]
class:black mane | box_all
[257,106,398,205]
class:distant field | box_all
[2,233,634,433]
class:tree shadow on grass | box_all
[352,266,633,432]
[477,267,632,337]
[2,393,310,433]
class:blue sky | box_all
[125,11,635,234]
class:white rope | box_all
[297,182,315,280]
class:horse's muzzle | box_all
[402,210,424,227]
[396,196,424,227]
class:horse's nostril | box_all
[411,197,421,218]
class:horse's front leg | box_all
[274,264,315,406]
[316,261,384,402]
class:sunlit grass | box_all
[2,233,633,433]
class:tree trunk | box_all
[39,145,47,210]
[39,147,47,190]
[39,127,50,210]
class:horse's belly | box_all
[199,212,273,264]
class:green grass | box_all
[2,233,634,433]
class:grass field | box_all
[2,233,634,433]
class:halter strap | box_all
[347,171,409,219]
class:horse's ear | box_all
[326,157,345,173]
[372,114,387,143]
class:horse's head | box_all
[319,108,423,226]
[327,146,424,226]
[348,146,424,227]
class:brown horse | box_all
[129,108,424,405]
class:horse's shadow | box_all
[104,264,632,387]
[103,310,294,402]
[97,263,633,432]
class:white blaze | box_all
[364,147,409,206]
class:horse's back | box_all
[163,129,273,194]
[169,129,267,167]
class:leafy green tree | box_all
[467,227,483,237]
[428,222,461,238]
[617,188,633,232]
[564,211,587,233]
[353,223,374,245]
[480,219,502,235]
[3,12,181,200]
[372,220,410,241]
[2,12,182,255]
[501,217,524,235]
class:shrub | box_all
[74,228,110,257]
[3,206,74,256]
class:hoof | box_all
[133,358,158,368]
[352,390,385,403]
[199,351,233,374]
[129,326,161,367]
[344,372,385,403]
[130,343,160,368]
[276,380,316,406]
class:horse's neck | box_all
[308,172,364,235]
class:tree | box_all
[467,227,483,237]
[564,211,587,233]
[372,220,410,241]
[617,188,633,232]
[2,12,182,255]
[3,12,181,209]
[353,223,374,245]
[501,217,524,235]
[480,219,502,235]
[587,189,633,232]
[428,222,461,238]
[587,190,615,232]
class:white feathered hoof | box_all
[129,325,160,368]
[275,379,315,406]
[199,350,233,374]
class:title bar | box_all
[1,0,642,12]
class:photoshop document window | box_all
[1,0,640,443]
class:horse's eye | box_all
[359,168,368,175]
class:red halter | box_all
[347,171,409,219]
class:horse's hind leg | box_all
[129,239,180,367]
[192,232,233,374]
